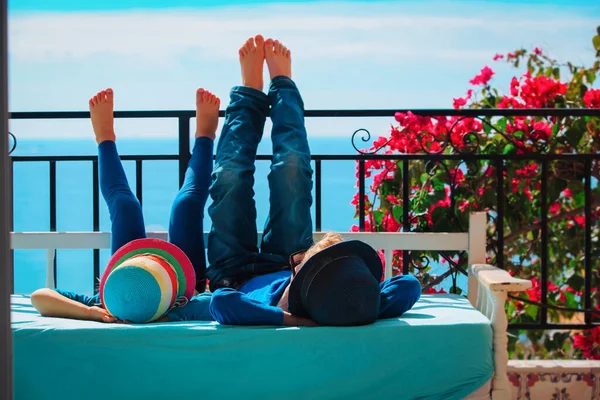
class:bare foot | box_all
[89,89,116,144]
[195,88,220,140]
[265,39,292,80]
[239,34,265,91]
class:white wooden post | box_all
[467,212,487,307]
[45,248,56,289]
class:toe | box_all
[286,49,291,58]
[106,88,114,102]
[254,34,264,47]
[196,88,205,102]
[99,90,107,103]
[89,98,95,108]
[265,39,275,54]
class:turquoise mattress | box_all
[12,294,493,400]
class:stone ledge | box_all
[507,360,600,400]
[509,360,600,371]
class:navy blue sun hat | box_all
[287,240,383,326]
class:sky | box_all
[7,0,600,139]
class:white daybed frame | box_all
[10,212,531,400]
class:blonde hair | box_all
[299,232,344,267]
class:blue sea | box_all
[11,136,455,295]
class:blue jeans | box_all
[207,76,313,290]
[99,137,213,293]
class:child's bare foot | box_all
[239,35,265,91]
[195,88,220,140]
[265,39,292,80]
[89,89,116,144]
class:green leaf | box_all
[597,26,600,36]
[420,173,429,184]
[586,70,596,85]
[549,179,568,203]
[483,120,493,136]
[503,144,517,155]
[431,177,445,191]
[513,130,524,139]
[525,305,539,321]
[497,118,508,132]
[431,205,447,223]
[564,291,579,309]
[551,124,559,138]
[392,206,403,223]
[564,127,584,148]
[593,35,600,51]
[573,190,585,208]
[373,210,384,226]
[552,67,560,80]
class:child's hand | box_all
[87,306,117,323]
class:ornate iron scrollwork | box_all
[8,131,16,155]
[352,128,392,154]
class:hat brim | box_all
[100,238,196,306]
[288,240,382,318]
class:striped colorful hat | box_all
[99,238,196,323]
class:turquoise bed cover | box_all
[12,294,493,400]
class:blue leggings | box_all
[99,137,213,292]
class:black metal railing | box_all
[9,108,600,331]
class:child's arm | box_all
[164,292,214,322]
[209,288,317,327]
[378,274,422,319]
[30,288,117,323]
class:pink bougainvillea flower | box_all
[573,327,600,360]
[510,77,520,97]
[453,89,473,109]
[493,53,504,61]
[573,215,585,227]
[450,167,465,185]
[386,194,400,205]
[549,202,560,215]
[583,89,600,108]
[382,211,401,232]
[469,66,495,86]
[533,47,542,55]
[424,287,447,294]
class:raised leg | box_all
[169,89,219,293]
[207,35,271,289]
[90,89,146,254]
[260,39,314,258]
